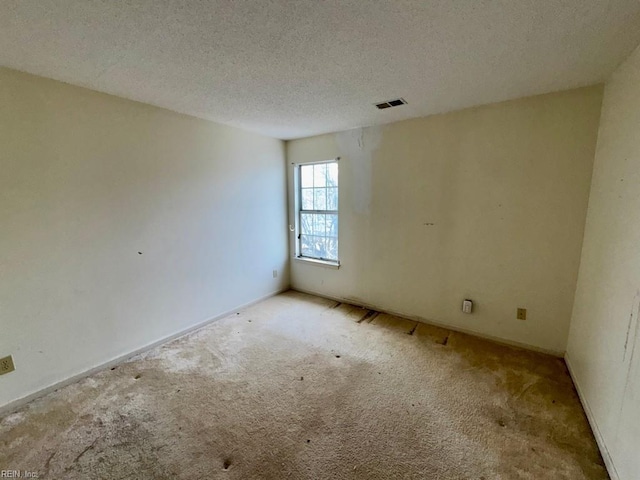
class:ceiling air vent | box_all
[375,98,407,110]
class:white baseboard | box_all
[0,288,288,417]
[564,352,619,480]
[291,287,565,357]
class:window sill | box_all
[294,256,340,269]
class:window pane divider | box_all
[299,209,338,215]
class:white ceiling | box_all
[2,1,640,140]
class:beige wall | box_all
[288,86,603,354]
[0,68,289,408]
[566,45,640,480]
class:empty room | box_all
[2,1,640,479]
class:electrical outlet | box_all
[273,269,278,278]
[462,299,473,314]
[0,355,15,375]
[517,308,527,320]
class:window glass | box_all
[298,161,338,262]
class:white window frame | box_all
[293,158,340,268]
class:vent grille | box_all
[375,98,407,110]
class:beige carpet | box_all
[0,291,607,479]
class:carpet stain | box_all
[0,291,608,479]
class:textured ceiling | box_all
[2,1,640,140]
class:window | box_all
[297,160,339,263]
